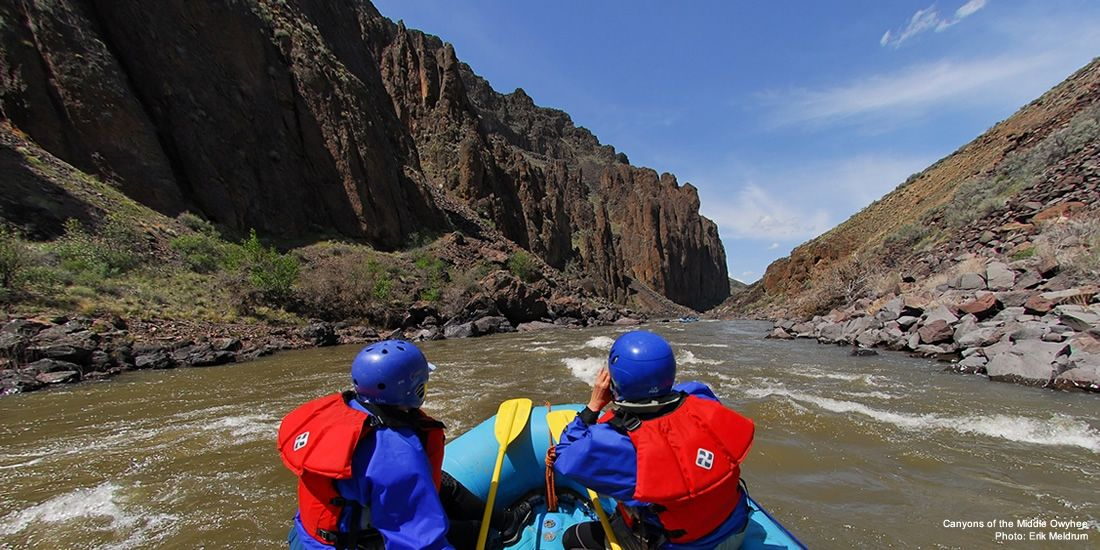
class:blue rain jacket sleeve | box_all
[552,414,639,502]
[341,400,453,550]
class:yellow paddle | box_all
[546,410,623,550]
[476,398,534,550]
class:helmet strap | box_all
[611,391,683,414]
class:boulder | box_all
[818,323,844,344]
[956,272,986,290]
[445,321,479,339]
[902,295,931,315]
[301,322,338,347]
[0,332,27,357]
[410,327,444,342]
[952,315,980,343]
[766,328,794,340]
[790,322,816,337]
[1009,322,1047,342]
[896,316,919,329]
[985,262,1015,290]
[1,369,44,395]
[957,327,1003,349]
[2,318,49,336]
[919,320,954,344]
[474,316,512,335]
[1036,254,1059,278]
[950,354,988,375]
[877,296,904,322]
[855,330,882,348]
[401,303,440,328]
[777,319,796,331]
[35,370,81,384]
[187,347,236,367]
[1014,271,1042,290]
[842,317,881,342]
[906,333,921,350]
[958,293,1000,319]
[25,358,83,374]
[1022,294,1054,314]
[1058,308,1100,332]
[992,307,1026,323]
[924,305,959,325]
[986,340,1069,386]
[134,351,175,370]
[516,321,562,333]
[914,344,953,357]
[211,338,243,353]
[850,346,878,356]
[1041,287,1098,305]
[612,317,642,326]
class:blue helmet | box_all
[351,340,434,408]
[607,331,676,402]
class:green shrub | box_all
[884,223,929,249]
[239,229,299,302]
[506,250,539,283]
[1011,247,1037,260]
[0,227,29,303]
[176,211,219,235]
[51,218,143,285]
[414,253,447,302]
[171,233,230,273]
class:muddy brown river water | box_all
[1,321,1097,548]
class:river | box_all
[1,321,1097,548]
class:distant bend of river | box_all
[1,321,1097,548]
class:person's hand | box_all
[587,367,613,413]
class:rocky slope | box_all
[0,0,728,310]
[734,59,1100,392]
[738,59,1099,311]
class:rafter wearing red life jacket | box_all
[601,394,754,544]
[278,391,445,548]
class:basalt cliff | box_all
[0,0,727,311]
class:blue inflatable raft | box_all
[443,404,805,549]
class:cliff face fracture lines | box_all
[0,0,729,310]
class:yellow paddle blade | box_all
[546,409,576,444]
[476,398,533,550]
[545,409,623,550]
[494,398,533,447]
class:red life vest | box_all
[601,395,754,544]
[277,391,445,546]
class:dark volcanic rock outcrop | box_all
[0,0,728,309]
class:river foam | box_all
[749,387,1100,453]
[0,482,176,547]
[562,356,603,383]
[583,336,616,350]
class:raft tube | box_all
[443,404,805,549]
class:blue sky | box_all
[373,0,1100,283]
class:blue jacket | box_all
[553,381,750,550]
[288,400,454,550]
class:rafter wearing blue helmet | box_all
[279,340,528,550]
[553,331,756,550]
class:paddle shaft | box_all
[475,448,506,549]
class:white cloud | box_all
[763,52,1054,128]
[955,0,988,20]
[881,0,988,48]
[696,154,932,242]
